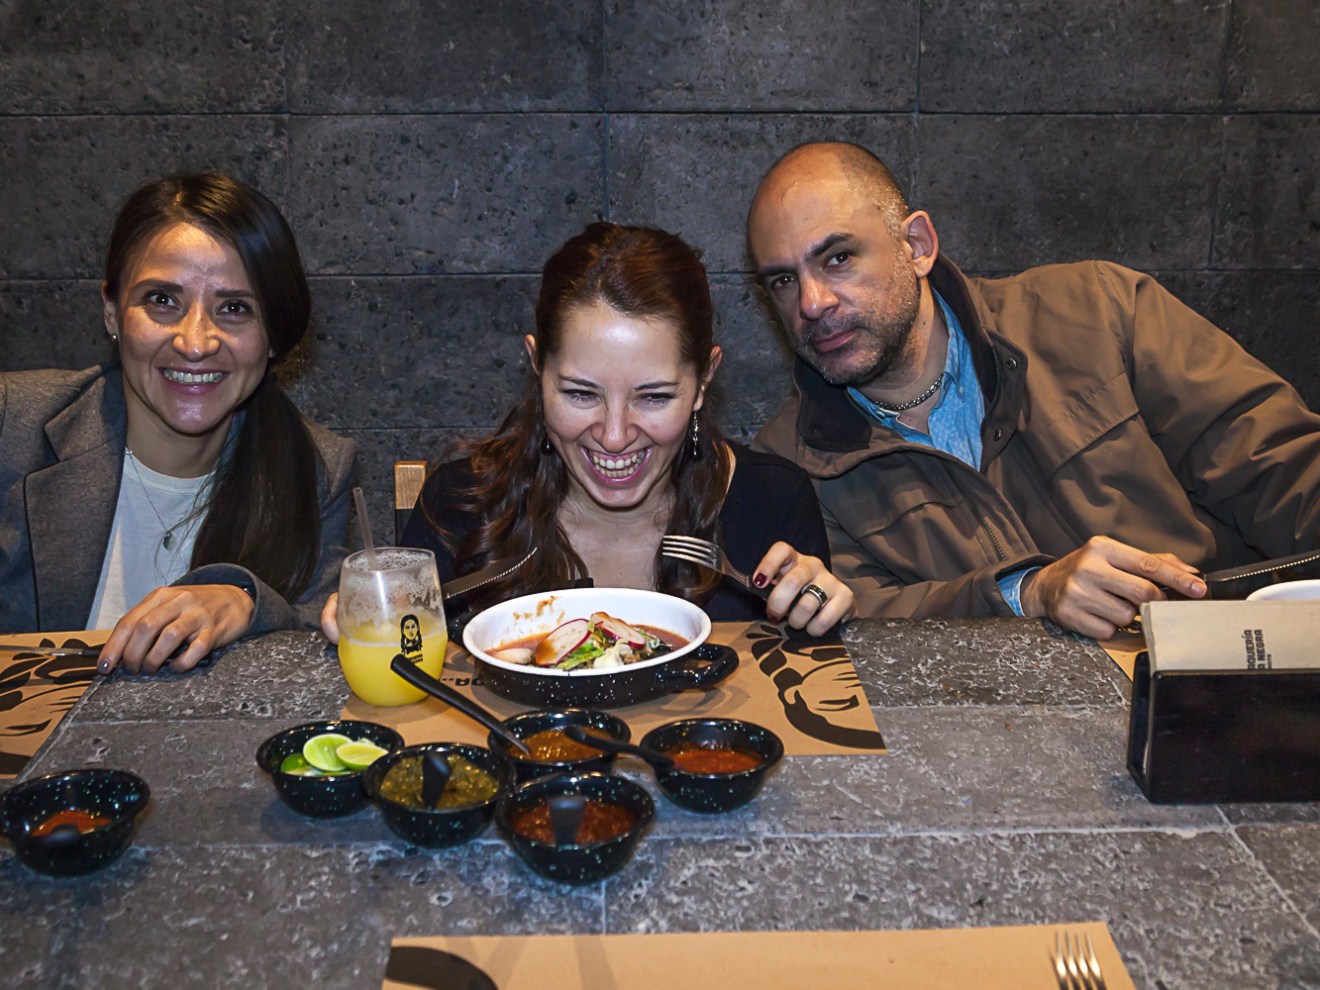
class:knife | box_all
[1200,549,1320,599]
[0,643,104,658]
[441,546,537,602]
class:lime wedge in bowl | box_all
[337,740,388,771]
[303,733,353,772]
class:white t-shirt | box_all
[86,451,213,630]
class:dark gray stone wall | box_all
[3,0,1318,539]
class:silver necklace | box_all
[124,449,193,551]
[867,374,944,415]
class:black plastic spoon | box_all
[564,724,676,771]
[547,793,588,846]
[30,822,83,850]
[421,751,453,807]
[389,655,531,754]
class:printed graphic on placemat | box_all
[1,634,103,779]
[344,621,886,756]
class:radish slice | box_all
[591,612,648,647]
[532,618,591,667]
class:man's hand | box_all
[1020,535,1206,638]
[97,584,257,675]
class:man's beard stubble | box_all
[793,275,922,388]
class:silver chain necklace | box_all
[124,448,195,551]
[867,374,945,415]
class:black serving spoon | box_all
[389,655,531,755]
[421,751,453,807]
[546,793,588,846]
[30,822,83,850]
[564,724,675,771]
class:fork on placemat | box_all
[1051,930,1108,990]
[659,535,768,598]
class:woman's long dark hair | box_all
[103,172,324,602]
[435,221,731,605]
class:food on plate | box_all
[510,798,638,845]
[491,612,684,671]
[378,754,500,809]
[663,740,763,775]
[519,727,611,763]
[29,808,112,838]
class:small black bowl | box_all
[488,709,632,783]
[639,718,784,813]
[496,772,653,885]
[256,720,404,818]
[363,743,510,847]
[0,768,150,876]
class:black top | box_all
[400,441,829,622]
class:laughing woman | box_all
[324,222,853,640]
[0,173,357,674]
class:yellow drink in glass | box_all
[339,624,448,707]
[337,547,447,707]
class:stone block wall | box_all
[3,0,1318,540]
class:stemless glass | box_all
[337,547,447,707]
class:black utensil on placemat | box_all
[385,945,498,990]
[389,654,530,754]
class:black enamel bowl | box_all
[487,709,632,783]
[462,587,736,708]
[496,772,654,885]
[363,742,510,847]
[256,720,404,818]
[0,768,150,876]
[639,718,784,813]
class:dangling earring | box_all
[689,413,701,460]
[268,347,275,359]
[541,436,554,456]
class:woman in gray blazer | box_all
[0,173,357,674]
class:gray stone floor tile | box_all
[0,843,601,990]
[844,618,1128,708]
[607,830,1320,990]
[1236,824,1320,933]
[74,632,348,723]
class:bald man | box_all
[749,141,1320,637]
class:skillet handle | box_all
[656,643,738,691]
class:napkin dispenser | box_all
[1126,601,1320,804]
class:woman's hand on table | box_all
[321,592,341,645]
[97,584,256,675]
[754,542,856,636]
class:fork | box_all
[1051,930,1108,990]
[659,534,769,598]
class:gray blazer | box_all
[0,365,358,635]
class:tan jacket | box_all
[755,258,1320,618]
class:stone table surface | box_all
[2,618,1318,989]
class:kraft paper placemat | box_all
[383,921,1135,990]
[343,621,886,756]
[1099,629,1145,680]
[1,631,105,780]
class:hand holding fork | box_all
[660,535,854,636]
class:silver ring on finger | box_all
[801,583,829,608]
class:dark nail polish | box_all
[753,573,767,588]
[97,659,111,674]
